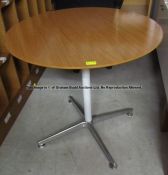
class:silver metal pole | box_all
[82,69,92,122]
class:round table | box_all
[5,8,163,169]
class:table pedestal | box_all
[38,69,133,169]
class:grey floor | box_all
[0,54,168,175]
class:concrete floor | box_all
[0,54,168,175]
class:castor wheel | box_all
[68,99,72,103]
[109,162,118,169]
[68,96,72,103]
[127,112,133,117]
[38,143,46,149]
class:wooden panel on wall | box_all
[1,56,21,100]
[1,1,30,85]
[124,0,147,5]
[45,0,53,11]
[147,0,153,16]
[37,0,46,13]
[123,0,151,15]
[0,1,3,9]
[14,58,30,85]
[0,11,8,55]
[1,1,18,30]
[0,76,9,117]
[0,0,45,145]
[15,0,30,21]
[14,0,30,84]
[0,66,44,145]
[27,0,38,16]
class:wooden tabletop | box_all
[5,8,163,69]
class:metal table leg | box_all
[38,69,133,169]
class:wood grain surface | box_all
[5,8,163,69]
